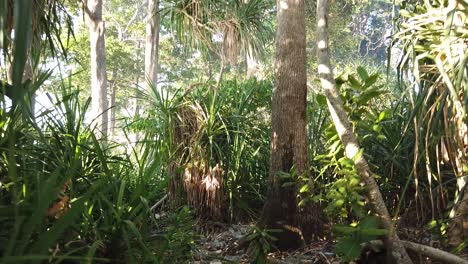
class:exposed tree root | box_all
[369,240,468,264]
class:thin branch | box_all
[150,194,168,211]
[123,1,146,36]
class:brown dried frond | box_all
[168,102,225,221]
[220,19,241,65]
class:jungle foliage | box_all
[0,0,466,263]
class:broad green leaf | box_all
[359,227,388,237]
[357,66,369,80]
[335,235,362,261]
[363,74,379,89]
[348,75,362,90]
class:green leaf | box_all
[357,88,385,105]
[359,228,388,237]
[377,110,389,122]
[334,199,345,207]
[117,179,126,213]
[12,0,32,88]
[299,184,309,193]
[362,74,379,89]
[348,75,362,90]
[372,124,382,133]
[316,94,327,106]
[359,216,379,227]
[276,171,292,178]
[357,66,369,80]
[335,235,362,261]
[332,224,358,235]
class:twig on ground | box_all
[150,194,168,211]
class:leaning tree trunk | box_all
[144,0,160,88]
[260,0,307,251]
[86,0,108,137]
[315,0,412,263]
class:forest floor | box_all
[191,224,338,264]
[189,223,468,264]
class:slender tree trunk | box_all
[260,0,307,251]
[133,41,142,143]
[108,72,117,138]
[86,0,108,137]
[315,0,412,263]
[144,0,160,88]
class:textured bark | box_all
[86,0,108,137]
[144,0,160,88]
[260,0,307,251]
[315,0,412,263]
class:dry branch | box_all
[369,240,468,264]
[150,194,168,211]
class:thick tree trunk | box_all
[315,0,412,263]
[260,0,307,251]
[86,0,108,137]
[144,0,160,88]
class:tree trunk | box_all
[86,0,108,138]
[315,0,412,263]
[133,41,142,144]
[109,80,116,138]
[260,0,307,251]
[144,0,160,88]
